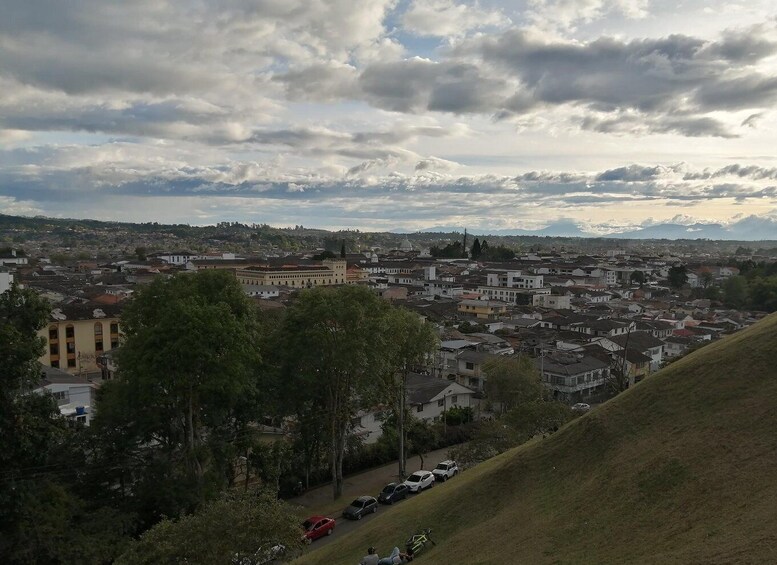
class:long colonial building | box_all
[236,259,348,288]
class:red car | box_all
[302,515,336,541]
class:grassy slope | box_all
[294,313,777,564]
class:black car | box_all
[342,495,378,520]
[378,482,409,505]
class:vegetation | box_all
[294,313,777,564]
[271,286,437,498]
[116,489,303,565]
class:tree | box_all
[340,240,346,258]
[723,275,748,309]
[700,271,714,289]
[274,285,394,499]
[134,246,147,261]
[483,356,542,414]
[0,286,131,562]
[471,238,482,260]
[383,309,438,478]
[667,265,688,289]
[95,270,264,522]
[630,270,645,287]
[115,488,304,565]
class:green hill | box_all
[294,313,777,564]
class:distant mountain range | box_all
[395,216,777,241]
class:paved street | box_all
[290,446,454,551]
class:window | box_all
[110,323,118,334]
[465,362,474,370]
[111,340,119,349]
[95,340,103,352]
[66,342,75,354]
[49,326,58,340]
[67,358,76,368]
[65,325,75,338]
[94,322,103,336]
[49,343,58,355]
[451,395,458,403]
[438,399,445,407]
[51,360,59,368]
[416,404,423,413]
[53,390,68,401]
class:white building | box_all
[352,373,476,444]
[0,268,12,294]
[532,293,571,309]
[34,367,97,426]
[486,271,544,289]
[241,284,281,299]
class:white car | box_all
[403,471,435,493]
[572,402,591,412]
[432,460,459,482]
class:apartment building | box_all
[38,303,122,376]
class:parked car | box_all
[432,460,459,482]
[572,402,591,412]
[378,482,409,504]
[301,516,335,541]
[403,471,435,493]
[342,496,378,520]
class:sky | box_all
[2,0,777,234]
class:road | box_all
[290,446,454,551]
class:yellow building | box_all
[236,259,347,288]
[38,303,122,376]
[457,299,509,320]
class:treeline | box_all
[0,274,443,563]
[430,238,516,261]
[690,261,777,311]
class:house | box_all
[407,373,476,423]
[485,271,544,289]
[352,373,476,444]
[456,350,500,390]
[532,293,571,309]
[241,284,281,299]
[595,331,665,371]
[0,248,29,266]
[34,366,97,426]
[537,352,610,403]
[457,299,509,320]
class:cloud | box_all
[401,0,509,37]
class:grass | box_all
[293,313,777,564]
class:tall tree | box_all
[723,275,748,309]
[274,285,394,499]
[340,240,346,258]
[384,308,438,477]
[471,238,482,260]
[667,265,689,289]
[484,356,542,414]
[630,270,645,287]
[95,270,264,522]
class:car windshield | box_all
[435,464,448,470]
[382,485,395,493]
[350,499,364,507]
[406,474,422,482]
[302,520,314,530]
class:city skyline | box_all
[2,1,777,234]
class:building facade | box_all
[236,259,347,288]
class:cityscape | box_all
[2,0,777,563]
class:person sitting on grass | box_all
[360,546,380,565]
[377,547,413,564]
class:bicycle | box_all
[405,528,435,557]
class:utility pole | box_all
[398,372,406,479]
